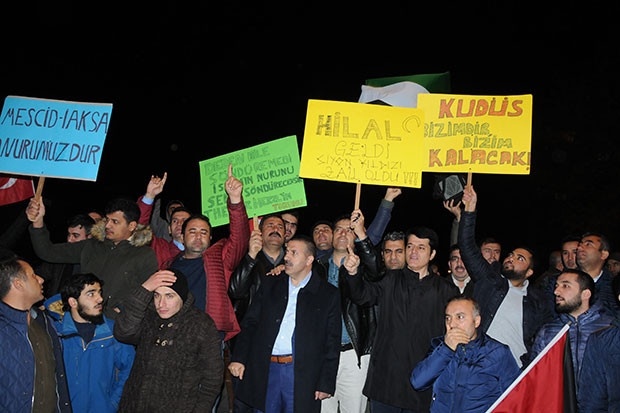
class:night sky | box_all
[2,3,619,274]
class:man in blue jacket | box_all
[578,291,620,412]
[528,269,614,382]
[56,273,135,412]
[411,296,520,413]
[0,252,72,413]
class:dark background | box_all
[2,3,619,275]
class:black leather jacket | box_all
[317,237,380,364]
[228,249,284,326]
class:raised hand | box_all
[462,185,478,212]
[146,172,167,199]
[142,269,177,292]
[225,164,243,204]
[384,187,402,202]
[442,199,462,221]
[342,245,361,275]
[26,197,46,228]
[349,208,366,240]
[247,229,263,259]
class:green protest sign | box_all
[199,135,307,227]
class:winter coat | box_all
[29,220,159,319]
[411,334,521,413]
[114,287,223,412]
[578,318,620,412]
[231,272,341,413]
[163,198,249,341]
[345,267,460,411]
[458,210,554,365]
[228,248,284,328]
[56,312,135,413]
[529,301,614,380]
[0,301,72,413]
[316,236,380,363]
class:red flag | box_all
[487,324,574,413]
[0,175,35,206]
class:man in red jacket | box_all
[163,164,250,343]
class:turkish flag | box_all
[0,175,35,206]
[486,324,577,413]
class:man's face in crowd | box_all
[284,240,313,278]
[383,239,405,270]
[502,248,533,281]
[406,234,435,272]
[104,211,136,244]
[281,213,298,242]
[67,225,89,243]
[313,224,333,251]
[261,217,285,249]
[72,282,104,325]
[554,272,587,314]
[154,287,183,319]
[448,249,469,282]
[169,210,191,243]
[561,240,579,270]
[481,242,501,264]
[445,299,480,341]
[183,218,212,254]
[332,219,355,252]
[577,235,608,269]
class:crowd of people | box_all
[1,166,620,413]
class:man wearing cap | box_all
[114,268,223,412]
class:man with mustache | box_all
[56,273,135,413]
[228,213,286,412]
[229,213,286,326]
[229,235,341,413]
[458,184,553,367]
[576,231,619,313]
[447,245,474,297]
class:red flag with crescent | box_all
[0,175,35,206]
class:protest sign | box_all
[418,94,533,174]
[300,99,425,188]
[199,135,306,227]
[0,96,112,181]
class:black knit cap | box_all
[311,219,333,232]
[168,268,189,302]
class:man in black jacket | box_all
[228,235,341,413]
[343,226,459,412]
[317,210,379,413]
[458,184,553,367]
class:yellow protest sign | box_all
[300,99,425,188]
[418,94,533,174]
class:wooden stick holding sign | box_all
[354,183,361,210]
[467,171,472,188]
[35,177,45,201]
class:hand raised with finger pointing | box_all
[225,163,243,204]
[343,245,361,275]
